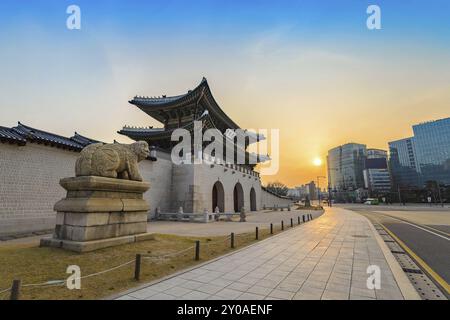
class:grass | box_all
[0,226,288,300]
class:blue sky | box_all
[1,1,449,185]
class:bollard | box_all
[231,233,235,248]
[281,221,284,231]
[195,241,200,261]
[290,218,293,228]
[270,223,273,234]
[303,215,306,223]
[310,214,313,220]
[255,227,259,240]
[298,216,301,225]
[134,254,141,281]
[10,279,21,300]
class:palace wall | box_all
[0,143,173,236]
[0,142,292,235]
[0,143,77,236]
[260,189,295,208]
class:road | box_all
[339,204,450,298]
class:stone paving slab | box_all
[114,207,408,300]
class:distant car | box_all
[364,198,379,205]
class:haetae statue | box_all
[75,141,150,181]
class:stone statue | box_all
[75,141,150,181]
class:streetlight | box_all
[328,167,339,207]
[317,176,326,207]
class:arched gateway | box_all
[250,187,257,211]
[233,182,244,212]
[212,181,225,212]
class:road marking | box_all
[374,212,450,241]
[373,211,450,237]
[377,221,450,295]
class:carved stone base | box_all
[40,176,151,252]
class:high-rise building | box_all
[327,143,367,192]
[388,137,420,188]
[412,117,450,185]
[363,149,391,195]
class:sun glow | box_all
[313,157,322,166]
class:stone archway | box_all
[212,181,225,213]
[250,187,257,211]
[233,182,244,213]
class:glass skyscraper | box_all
[388,137,420,188]
[327,143,367,192]
[413,117,450,185]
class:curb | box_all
[360,213,421,300]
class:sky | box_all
[0,0,449,187]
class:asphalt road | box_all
[347,207,450,297]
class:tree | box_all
[266,181,289,196]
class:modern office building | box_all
[412,117,450,185]
[389,117,450,189]
[388,137,420,189]
[327,143,367,192]
[363,149,391,195]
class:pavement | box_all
[114,207,418,300]
[347,206,450,297]
[0,209,323,247]
[145,209,324,237]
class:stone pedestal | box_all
[40,176,153,252]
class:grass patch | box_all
[0,226,290,300]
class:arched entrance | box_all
[212,181,225,212]
[233,182,244,212]
[250,187,257,211]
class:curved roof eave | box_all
[129,78,240,130]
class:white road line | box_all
[374,212,449,241]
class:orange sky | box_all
[1,14,449,188]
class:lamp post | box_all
[317,176,326,207]
[327,167,339,207]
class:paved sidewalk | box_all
[115,207,410,300]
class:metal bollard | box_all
[195,241,200,261]
[298,216,301,225]
[303,215,306,223]
[290,218,293,228]
[231,233,235,249]
[281,221,284,231]
[270,223,273,234]
[134,254,141,281]
[256,227,259,240]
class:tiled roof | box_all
[0,126,27,145]
[70,132,101,147]
[0,122,101,151]
[12,122,83,150]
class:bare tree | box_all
[266,181,289,196]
